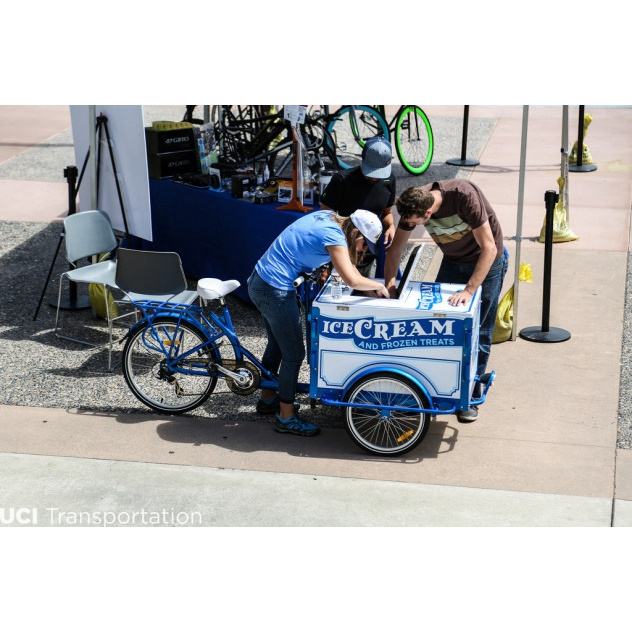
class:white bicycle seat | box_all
[197,278,241,300]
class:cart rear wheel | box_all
[344,372,431,456]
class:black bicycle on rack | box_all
[207,106,339,180]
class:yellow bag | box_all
[89,283,118,320]
[492,263,532,344]
[538,176,578,243]
[88,253,118,320]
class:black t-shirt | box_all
[320,166,396,218]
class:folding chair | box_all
[114,248,198,307]
[54,210,119,367]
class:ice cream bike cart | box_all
[120,246,495,457]
[305,245,495,455]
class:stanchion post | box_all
[446,105,480,167]
[50,166,91,310]
[569,105,597,173]
[519,190,570,343]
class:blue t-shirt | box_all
[255,211,347,290]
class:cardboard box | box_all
[147,150,199,179]
[277,180,293,203]
[231,174,257,198]
[277,180,314,205]
[145,127,195,154]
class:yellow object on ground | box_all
[88,253,118,320]
[492,262,532,344]
[569,113,594,165]
[538,176,579,243]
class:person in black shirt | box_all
[320,137,396,275]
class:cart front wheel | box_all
[344,372,431,456]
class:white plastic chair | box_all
[54,210,119,367]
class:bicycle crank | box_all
[213,359,261,395]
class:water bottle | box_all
[331,275,342,300]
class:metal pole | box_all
[44,166,91,312]
[569,105,597,173]
[446,105,480,167]
[89,105,97,209]
[576,105,585,168]
[561,106,570,221]
[511,106,529,341]
[519,190,571,343]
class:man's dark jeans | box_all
[435,246,509,398]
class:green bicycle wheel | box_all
[394,105,434,175]
[327,105,390,170]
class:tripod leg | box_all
[33,233,64,321]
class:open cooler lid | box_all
[396,244,424,298]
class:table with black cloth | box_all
[146,178,309,304]
[146,178,389,305]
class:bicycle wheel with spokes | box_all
[122,316,219,414]
[394,105,434,175]
[344,372,431,456]
[327,105,390,170]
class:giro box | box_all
[310,277,481,413]
[147,150,199,178]
[231,173,257,198]
[145,127,196,154]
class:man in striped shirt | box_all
[384,180,509,423]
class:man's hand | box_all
[447,289,473,306]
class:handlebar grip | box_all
[293,275,306,288]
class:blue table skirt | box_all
[145,178,389,304]
[146,178,307,303]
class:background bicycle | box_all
[324,105,434,175]
[184,105,338,181]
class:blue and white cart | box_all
[307,274,494,455]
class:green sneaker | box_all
[274,414,319,437]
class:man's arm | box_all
[381,207,395,245]
[383,226,411,298]
[447,220,498,306]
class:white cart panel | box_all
[310,278,481,409]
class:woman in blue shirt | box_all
[248,209,389,437]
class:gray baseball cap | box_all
[361,137,393,178]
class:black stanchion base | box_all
[446,158,480,167]
[50,296,92,311]
[569,164,597,172]
[519,326,571,343]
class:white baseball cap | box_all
[350,209,382,254]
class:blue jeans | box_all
[247,270,305,405]
[435,246,509,397]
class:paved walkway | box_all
[1,105,632,526]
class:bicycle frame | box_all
[216,107,337,178]
[129,299,279,389]
[127,272,322,395]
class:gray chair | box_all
[54,210,119,366]
[114,248,198,306]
